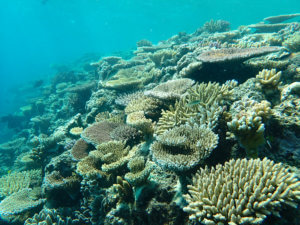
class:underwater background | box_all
[0,0,300,224]
[0,0,299,125]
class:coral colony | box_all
[0,14,300,225]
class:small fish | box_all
[187,100,201,107]
[7,170,11,174]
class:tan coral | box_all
[126,111,154,134]
[256,68,282,89]
[151,124,218,171]
[184,158,300,225]
[69,127,83,136]
[91,141,138,173]
[124,156,151,186]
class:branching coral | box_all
[25,208,76,225]
[256,68,282,97]
[126,111,154,134]
[184,158,300,225]
[0,170,42,197]
[151,124,218,171]
[155,81,235,135]
[227,99,271,157]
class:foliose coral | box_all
[184,158,300,225]
[151,124,218,172]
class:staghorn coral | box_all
[198,46,281,63]
[0,169,42,197]
[184,158,300,225]
[0,188,45,223]
[227,99,272,157]
[124,156,151,186]
[151,124,218,172]
[144,78,195,101]
[81,121,119,147]
[91,141,138,173]
[155,81,235,135]
[25,208,76,225]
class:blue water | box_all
[0,0,299,142]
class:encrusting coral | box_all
[184,158,300,225]
[151,124,218,171]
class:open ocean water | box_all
[0,0,300,224]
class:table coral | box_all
[151,124,218,171]
[81,121,119,147]
[144,78,195,101]
[198,46,281,63]
[184,158,300,225]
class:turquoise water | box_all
[0,0,299,117]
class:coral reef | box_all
[184,158,300,225]
[1,14,300,225]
